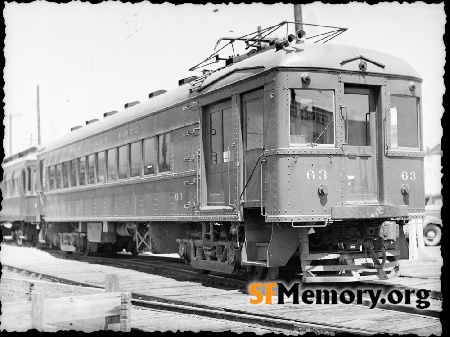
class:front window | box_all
[289,89,335,145]
[390,95,420,149]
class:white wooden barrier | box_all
[0,274,131,332]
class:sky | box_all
[3,2,445,157]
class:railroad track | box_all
[2,244,442,335]
[3,265,362,335]
[6,245,442,319]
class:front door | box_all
[204,102,235,207]
[341,86,380,203]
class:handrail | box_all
[196,150,201,209]
[260,158,267,217]
[227,143,236,208]
[340,104,348,145]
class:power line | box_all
[53,4,169,97]
[8,5,149,116]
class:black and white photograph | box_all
[1,2,444,334]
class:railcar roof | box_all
[202,43,422,88]
[2,152,38,171]
[40,43,421,156]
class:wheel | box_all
[243,266,268,281]
[423,224,442,246]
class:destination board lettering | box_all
[85,137,109,151]
[118,126,139,139]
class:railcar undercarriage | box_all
[176,214,405,282]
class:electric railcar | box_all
[2,22,425,282]
[1,147,40,245]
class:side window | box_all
[49,166,55,190]
[390,95,420,149]
[12,172,18,195]
[27,167,32,192]
[118,145,129,179]
[97,151,106,183]
[107,148,118,181]
[55,164,62,189]
[79,157,86,186]
[70,159,77,187]
[62,162,69,188]
[144,138,156,175]
[130,141,142,178]
[87,154,96,184]
[158,133,171,173]
[22,169,27,193]
[33,169,37,193]
[39,160,45,190]
[242,90,264,150]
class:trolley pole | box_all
[37,85,41,145]
[294,4,304,44]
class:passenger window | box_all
[118,145,129,179]
[390,96,420,149]
[97,151,106,183]
[56,164,62,189]
[158,133,171,173]
[143,138,156,175]
[62,162,69,188]
[243,90,264,150]
[27,167,32,192]
[39,160,45,190]
[79,157,86,186]
[47,167,53,190]
[22,170,26,193]
[70,159,77,187]
[33,169,37,193]
[12,172,18,195]
[290,89,335,145]
[87,154,96,184]
[343,91,371,146]
[107,148,118,181]
[130,141,142,177]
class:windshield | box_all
[289,89,335,146]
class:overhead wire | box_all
[9,4,149,115]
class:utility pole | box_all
[24,134,38,147]
[37,85,41,145]
[6,113,21,156]
[294,4,304,44]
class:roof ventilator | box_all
[104,110,118,118]
[149,90,167,98]
[124,101,140,109]
[71,125,83,131]
[86,119,99,125]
